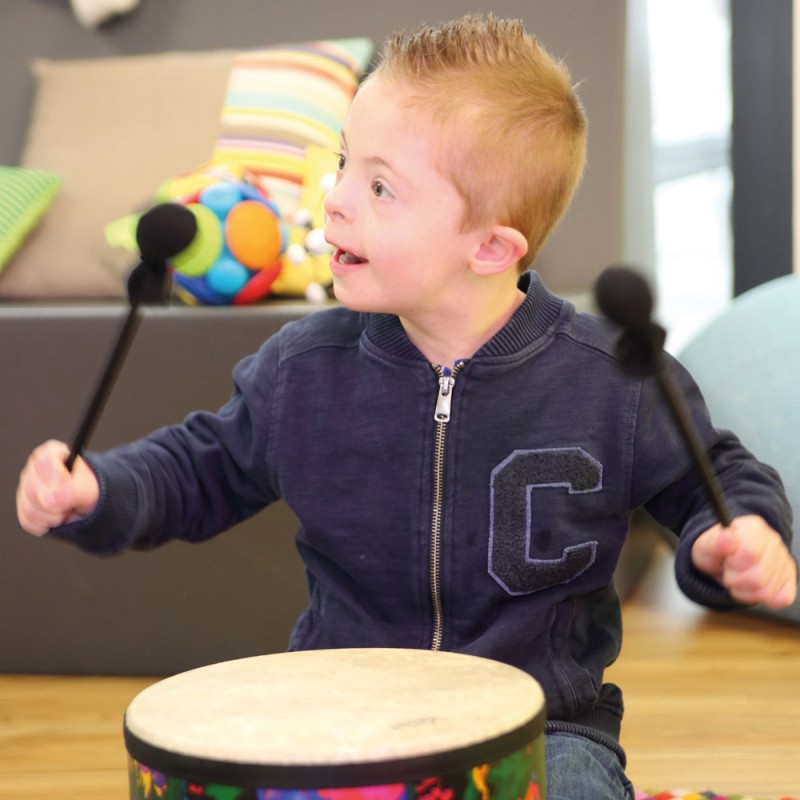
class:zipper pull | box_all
[434,368,456,423]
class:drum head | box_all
[124,648,546,787]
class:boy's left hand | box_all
[692,515,798,609]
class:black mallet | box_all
[65,203,197,470]
[594,265,733,527]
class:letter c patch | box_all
[489,448,602,595]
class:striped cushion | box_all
[211,38,373,216]
[0,166,61,271]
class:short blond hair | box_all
[369,14,587,269]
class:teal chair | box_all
[678,273,800,624]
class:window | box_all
[648,0,733,353]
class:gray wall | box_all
[3,0,636,294]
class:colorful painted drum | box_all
[124,648,547,800]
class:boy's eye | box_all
[336,152,347,170]
[371,181,388,198]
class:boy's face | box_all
[324,76,483,321]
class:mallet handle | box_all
[656,367,734,527]
[65,305,142,471]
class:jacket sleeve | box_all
[631,354,794,610]
[47,333,284,555]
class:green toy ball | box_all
[170,204,223,278]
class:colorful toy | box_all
[267,144,337,300]
[157,166,285,305]
[105,148,336,305]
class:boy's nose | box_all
[323,178,348,221]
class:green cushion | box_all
[0,165,62,272]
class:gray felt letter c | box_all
[489,448,602,595]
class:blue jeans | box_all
[545,732,635,800]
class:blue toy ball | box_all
[207,255,251,297]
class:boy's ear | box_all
[471,225,529,276]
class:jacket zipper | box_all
[429,360,465,650]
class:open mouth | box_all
[332,248,368,269]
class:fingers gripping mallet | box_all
[65,203,197,471]
[594,266,733,527]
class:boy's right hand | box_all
[16,440,100,536]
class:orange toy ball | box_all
[225,200,282,270]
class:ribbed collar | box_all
[363,271,567,364]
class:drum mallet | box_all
[65,203,197,470]
[594,265,733,527]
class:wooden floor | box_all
[1,542,798,800]
[607,542,800,797]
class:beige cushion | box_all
[0,50,236,299]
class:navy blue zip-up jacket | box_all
[51,272,792,753]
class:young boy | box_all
[16,15,796,800]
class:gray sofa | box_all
[1,0,661,675]
[2,303,316,674]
